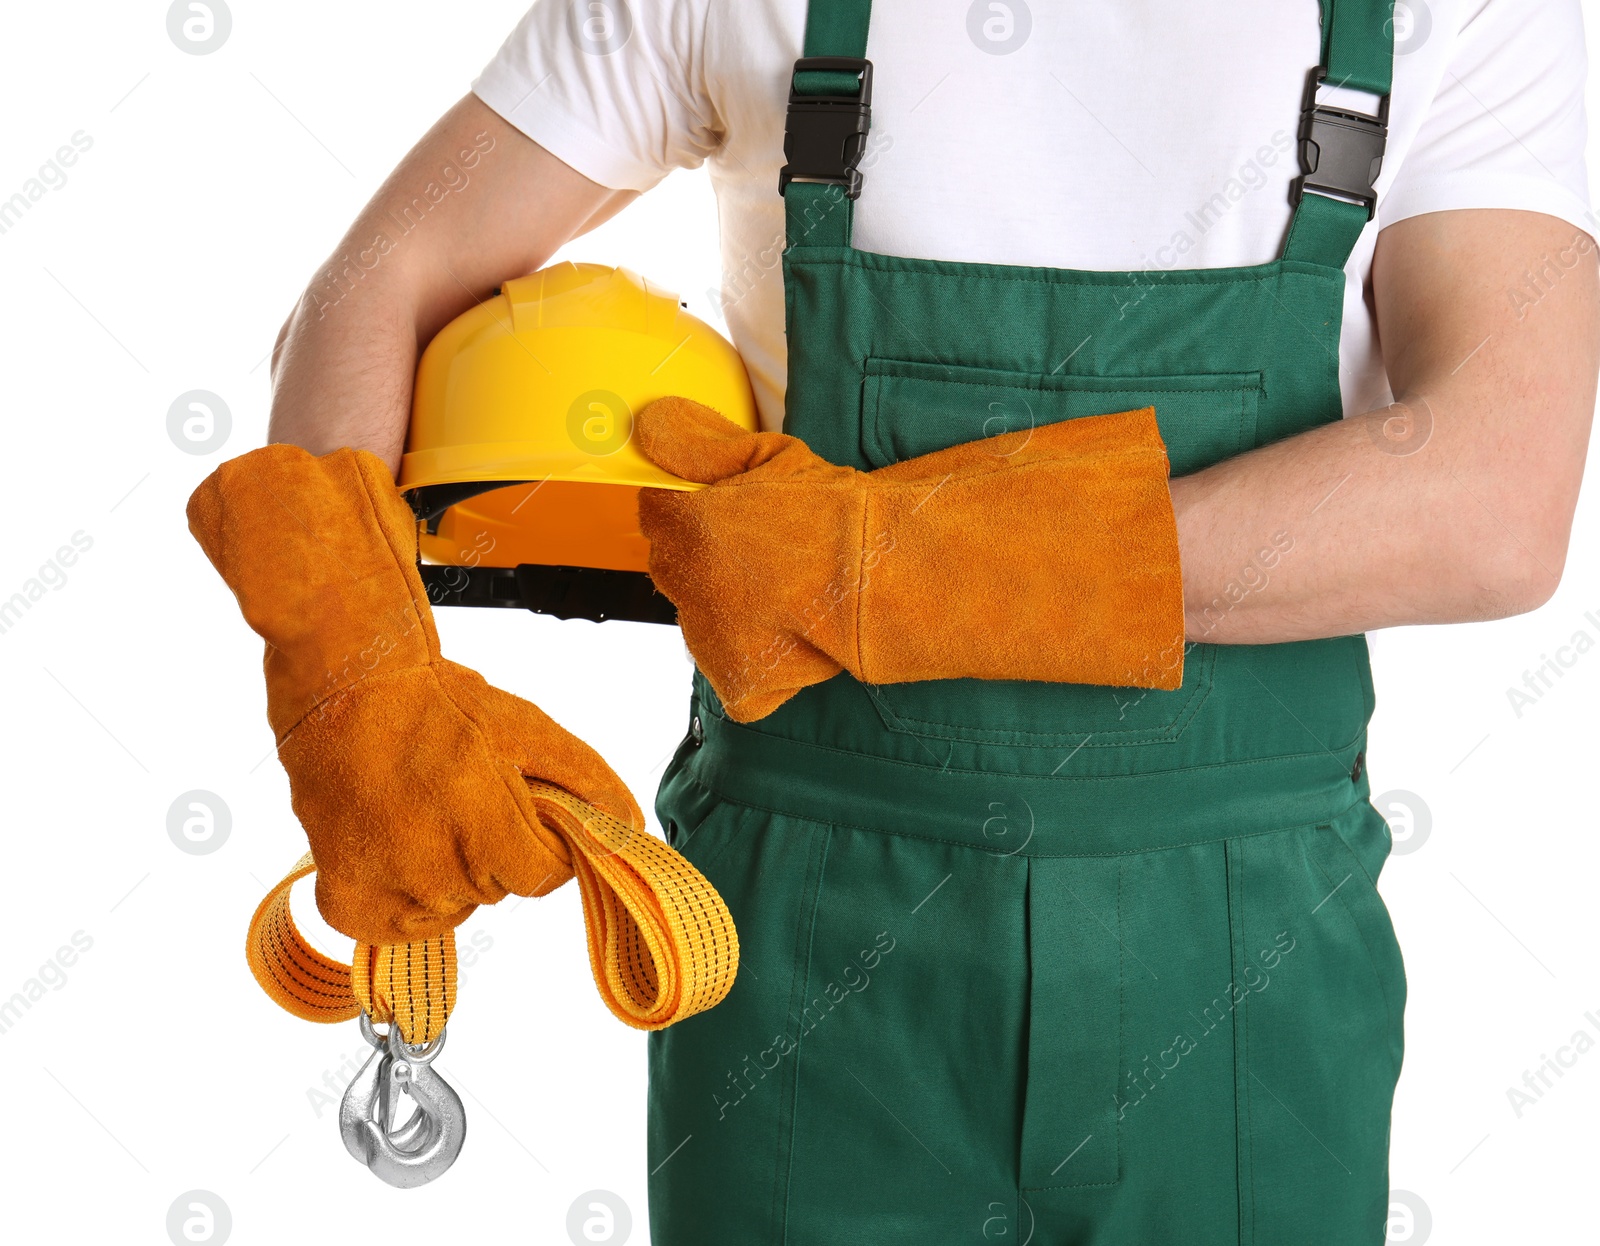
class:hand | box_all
[188,443,643,942]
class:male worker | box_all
[198,0,1597,1242]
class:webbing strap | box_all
[783,0,872,250]
[1282,189,1373,269]
[527,781,740,1029]
[785,182,854,251]
[244,853,457,1041]
[799,0,871,63]
[1283,0,1394,266]
[1320,0,1395,95]
[246,784,739,1041]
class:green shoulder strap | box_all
[1321,0,1395,94]
[782,0,873,250]
[1282,0,1395,267]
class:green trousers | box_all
[650,712,1404,1244]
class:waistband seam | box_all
[702,712,1364,784]
[678,760,1374,860]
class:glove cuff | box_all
[187,443,442,739]
[856,408,1186,690]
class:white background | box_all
[0,2,1596,1244]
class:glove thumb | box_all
[634,396,820,484]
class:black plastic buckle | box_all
[777,56,873,199]
[1291,68,1389,219]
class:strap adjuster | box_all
[778,56,873,200]
[1291,68,1390,219]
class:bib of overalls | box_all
[648,4,1405,1243]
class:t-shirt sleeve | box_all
[472,0,722,193]
[1381,0,1593,237]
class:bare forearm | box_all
[268,282,421,470]
[266,95,629,473]
[1173,403,1518,643]
[1174,210,1598,644]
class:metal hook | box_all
[339,1014,467,1188]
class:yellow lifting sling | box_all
[245,782,739,1186]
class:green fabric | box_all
[650,0,1400,1242]
[783,181,852,250]
[1322,0,1396,95]
[1283,186,1376,266]
[799,0,871,60]
[791,69,861,98]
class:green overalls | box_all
[650,2,1405,1242]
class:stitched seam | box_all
[874,447,1173,486]
[703,693,1366,772]
[682,771,1370,863]
[1227,840,1254,1246]
[868,649,1214,743]
[276,662,425,744]
[1116,859,1124,1183]
[710,710,1363,780]
[1022,1180,1122,1191]
[788,250,1342,286]
[868,375,1264,397]
[350,454,439,660]
[774,826,831,1246]
[271,457,435,742]
[663,771,726,857]
[865,374,891,468]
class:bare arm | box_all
[267,94,634,472]
[1172,208,1599,643]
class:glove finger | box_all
[687,624,842,723]
[634,396,806,482]
[314,872,480,945]
[719,683,802,724]
[477,783,581,897]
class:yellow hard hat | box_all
[399,262,758,622]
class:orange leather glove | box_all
[187,443,643,944]
[636,397,1185,723]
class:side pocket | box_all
[1312,813,1407,1058]
[1230,823,1404,1244]
[655,737,724,856]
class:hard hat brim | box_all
[400,441,702,494]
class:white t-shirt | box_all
[475,0,1593,432]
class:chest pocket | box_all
[858,357,1262,748]
[862,358,1261,476]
